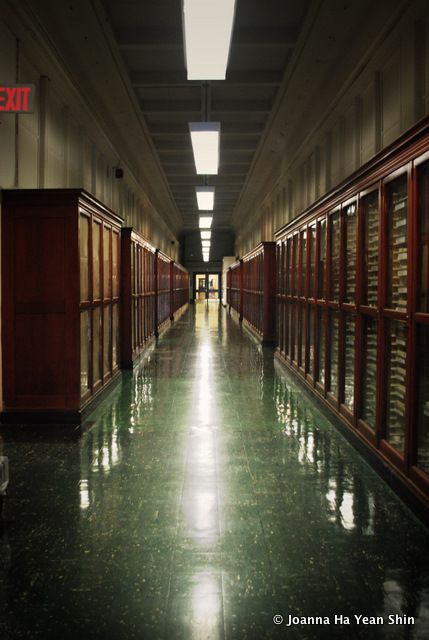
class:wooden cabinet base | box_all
[0,369,122,428]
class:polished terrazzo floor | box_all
[0,302,429,640]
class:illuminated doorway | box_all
[194,273,221,301]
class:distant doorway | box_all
[194,273,221,301]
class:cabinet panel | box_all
[344,202,357,304]
[92,307,102,385]
[417,161,429,313]
[80,214,90,302]
[80,310,90,398]
[344,314,355,410]
[103,306,111,375]
[317,308,326,386]
[317,219,326,299]
[329,311,339,397]
[385,319,407,454]
[93,220,102,301]
[386,175,408,311]
[416,324,429,474]
[363,192,379,306]
[329,211,340,301]
[361,316,377,429]
[103,226,111,299]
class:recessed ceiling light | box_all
[183,0,236,80]
[189,122,220,174]
[202,240,211,248]
[201,230,211,240]
[199,215,213,228]
[196,187,215,211]
[203,255,210,262]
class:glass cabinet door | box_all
[80,213,90,302]
[92,307,101,385]
[80,310,90,397]
[344,202,357,304]
[300,229,307,297]
[344,314,356,410]
[103,226,111,300]
[318,219,326,299]
[418,161,429,313]
[416,324,429,474]
[329,211,340,301]
[386,175,408,311]
[362,192,379,307]
[309,223,316,298]
[329,311,339,397]
[93,221,102,301]
[361,316,377,429]
[385,319,407,453]
[112,231,120,299]
[317,308,325,386]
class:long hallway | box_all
[1,303,429,640]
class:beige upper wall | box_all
[234,0,429,256]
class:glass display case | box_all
[275,118,429,511]
[1,189,122,425]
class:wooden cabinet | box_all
[1,189,122,425]
[242,243,276,344]
[275,117,429,514]
[120,228,156,368]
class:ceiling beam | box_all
[115,27,298,49]
[211,100,272,113]
[154,138,258,152]
[148,122,264,135]
[130,70,282,88]
[140,100,201,114]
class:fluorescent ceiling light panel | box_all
[183,0,236,80]
[203,255,210,262]
[201,230,211,240]
[189,122,220,175]
[201,240,211,248]
[199,215,213,228]
[196,187,215,211]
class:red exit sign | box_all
[0,84,35,113]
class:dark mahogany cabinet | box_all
[275,118,429,513]
[120,228,156,369]
[242,242,276,344]
[1,189,122,425]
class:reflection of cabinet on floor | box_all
[1,189,123,427]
